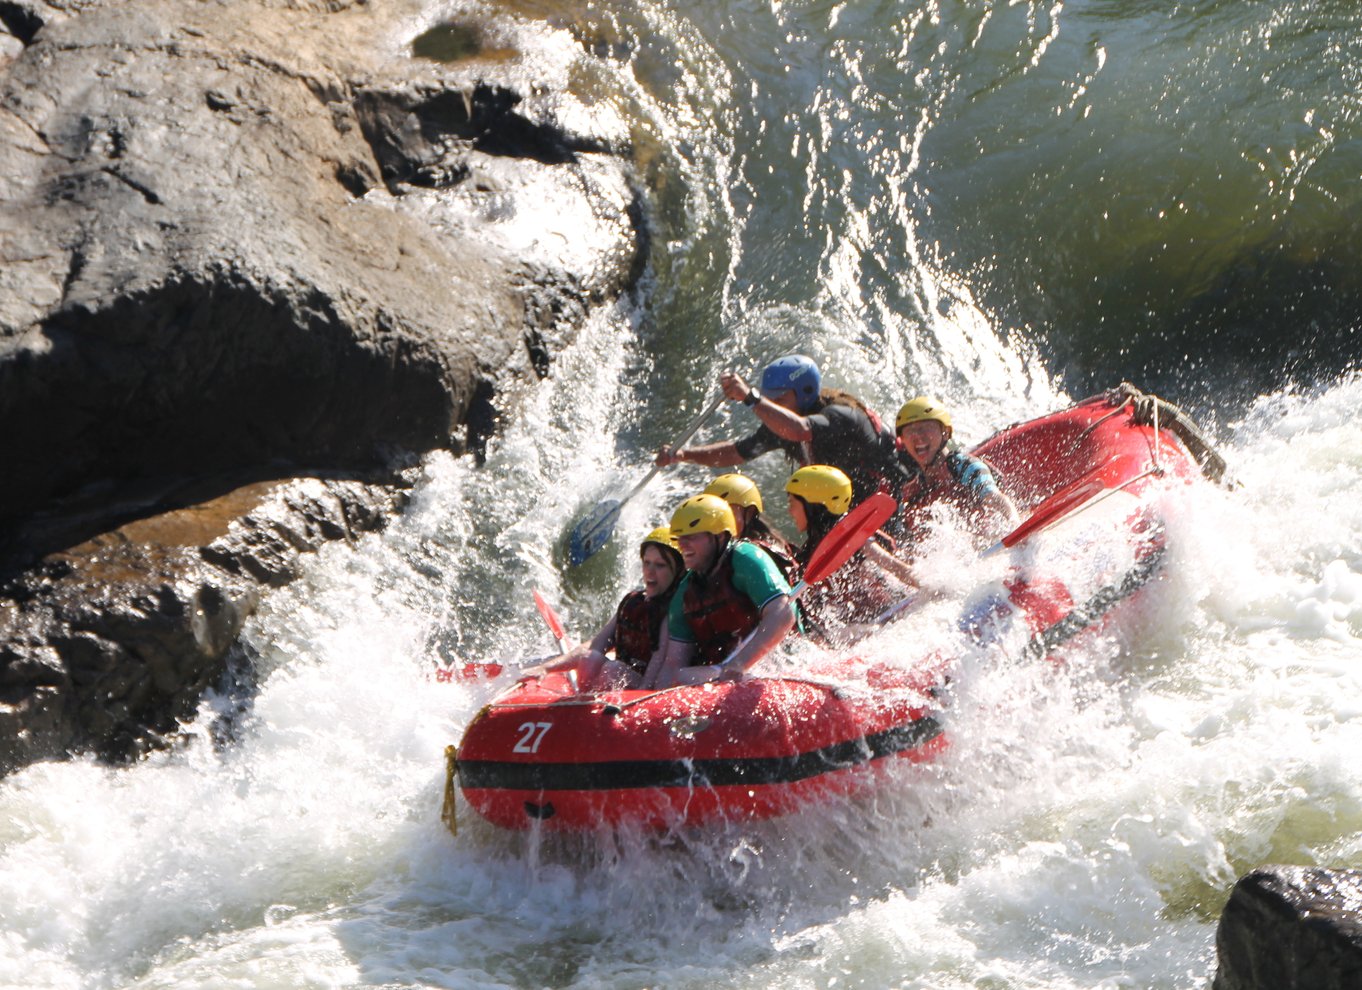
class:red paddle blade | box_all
[992,452,1149,553]
[532,589,567,642]
[998,479,1104,551]
[802,492,897,586]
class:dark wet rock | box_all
[0,0,646,771]
[1213,865,1362,990]
[0,0,641,522]
[0,476,408,773]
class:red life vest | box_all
[680,547,762,665]
[612,589,672,676]
[896,449,999,545]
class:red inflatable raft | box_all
[449,386,1220,832]
[452,658,947,831]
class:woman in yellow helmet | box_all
[649,493,797,688]
[894,396,1019,547]
[703,472,799,584]
[784,465,915,642]
[543,526,685,691]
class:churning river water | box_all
[3,0,1361,987]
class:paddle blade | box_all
[801,492,898,586]
[997,479,1103,552]
[568,498,622,566]
[532,588,568,647]
[987,453,1150,555]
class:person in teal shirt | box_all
[649,493,796,688]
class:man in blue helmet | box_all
[655,354,916,510]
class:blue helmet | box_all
[760,355,822,412]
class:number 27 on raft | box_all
[513,721,553,754]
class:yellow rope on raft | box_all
[441,745,458,837]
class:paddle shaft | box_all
[567,390,729,565]
[617,390,728,507]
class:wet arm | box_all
[719,596,796,678]
[652,636,696,689]
[587,615,617,655]
[981,490,1021,539]
[656,439,746,467]
[638,626,673,690]
[723,372,813,443]
[751,398,812,443]
[863,541,917,589]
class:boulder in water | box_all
[1213,865,1362,990]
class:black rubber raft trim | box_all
[458,716,943,792]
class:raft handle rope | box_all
[1074,396,1133,448]
[1097,383,1232,485]
[442,745,459,836]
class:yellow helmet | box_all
[670,494,737,539]
[704,473,764,514]
[785,465,852,516]
[641,525,679,552]
[640,525,684,571]
[895,396,953,434]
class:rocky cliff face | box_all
[0,0,646,772]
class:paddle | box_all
[790,492,898,597]
[871,458,1157,624]
[531,589,578,690]
[567,391,727,567]
[982,477,1110,556]
[532,588,570,652]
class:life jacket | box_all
[681,547,762,665]
[896,445,1001,544]
[612,589,673,676]
[798,551,898,642]
[742,535,801,587]
[820,393,915,501]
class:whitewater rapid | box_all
[3,325,1360,988]
[6,0,1362,984]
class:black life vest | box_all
[612,589,672,676]
[680,547,762,665]
[817,393,916,503]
